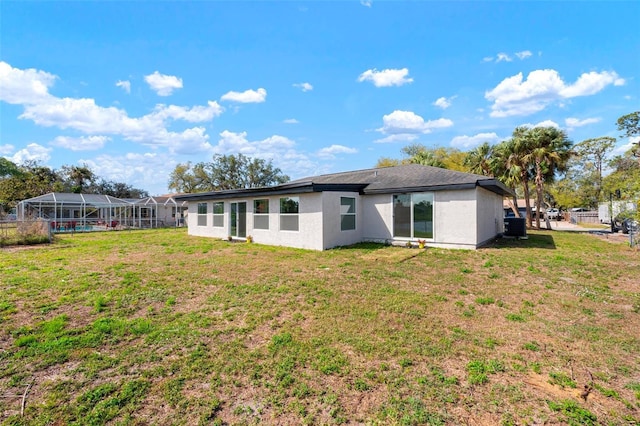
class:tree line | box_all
[0,161,149,214]
[3,111,637,225]
[376,111,639,229]
[167,154,289,193]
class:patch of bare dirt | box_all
[589,231,636,244]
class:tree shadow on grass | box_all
[488,233,556,250]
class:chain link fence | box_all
[0,220,52,247]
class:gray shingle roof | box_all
[290,164,502,192]
[175,164,514,201]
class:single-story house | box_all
[174,164,513,250]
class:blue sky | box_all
[1,1,638,195]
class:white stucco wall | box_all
[475,188,505,246]
[186,201,226,238]
[360,189,503,250]
[186,193,325,250]
[186,187,505,251]
[321,192,363,249]
[361,194,393,242]
[430,189,478,249]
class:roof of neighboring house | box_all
[175,164,514,201]
[502,198,550,209]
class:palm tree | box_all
[522,127,573,229]
[409,150,446,168]
[464,142,494,176]
[491,137,532,223]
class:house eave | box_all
[173,183,368,202]
[363,180,513,197]
[363,183,478,194]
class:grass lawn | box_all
[1,228,639,425]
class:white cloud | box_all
[357,68,413,87]
[374,134,420,144]
[496,53,512,62]
[19,97,212,150]
[283,118,299,124]
[433,96,456,109]
[21,97,213,152]
[559,71,625,98]
[565,117,600,129]
[377,110,453,134]
[50,135,110,151]
[144,71,183,96]
[515,50,533,60]
[360,0,372,7]
[534,120,560,128]
[10,143,52,164]
[0,144,15,155]
[212,130,319,178]
[8,67,223,154]
[0,61,56,105]
[374,110,453,143]
[115,80,131,94]
[220,88,267,103]
[317,144,358,159]
[486,69,625,117]
[612,137,639,156]
[82,152,175,195]
[519,120,561,129]
[484,50,535,63]
[213,130,294,156]
[293,82,313,92]
[149,101,224,122]
[450,132,501,149]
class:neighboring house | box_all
[175,164,513,250]
[503,198,548,219]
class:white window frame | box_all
[253,199,269,230]
[279,196,299,232]
[340,197,356,231]
[392,193,434,239]
[197,202,207,227]
[212,202,224,227]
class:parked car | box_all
[505,207,542,219]
[613,211,639,234]
[546,208,561,220]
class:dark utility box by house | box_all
[504,217,527,237]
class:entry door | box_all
[230,202,247,238]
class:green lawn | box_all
[1,229,639,425]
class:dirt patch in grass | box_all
[588,230,637,244]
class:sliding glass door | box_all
[230,202,247,238]
[393,193,433,239]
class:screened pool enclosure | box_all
[17,193,187,233]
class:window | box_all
[212,202,224,227]
[279,197,299,231]
[197,202,207,226]
[393,193,433,239]
[254,199,269,230]
[340,197,356,231]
